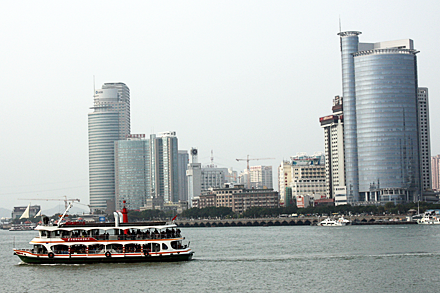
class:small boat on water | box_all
[13,202,193,264]
[9,223,35,231]
[417,211,440,225]
[318,217,351,227]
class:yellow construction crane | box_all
[18,196,81,210]
[236,155,275,188]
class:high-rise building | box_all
[289,153,326,200]
[278,161,293,205]
[338,31,422,203]
[431,155,440,191]
[201,167,229,190]
[88,82,130,212]
[114,134,149,210]
[114,132,179,210]
[187,148,202,207]
[249,166,273,189]
[178,151,189,202]
[319,95,345,199]
[152,131,179,203]
[418,88,431,191]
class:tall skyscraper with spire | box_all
[88,82,130,212]
[338,31,427,204]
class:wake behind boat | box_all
[13,202,193,264]
[318,217,351,227]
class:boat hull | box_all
[15,251,193,264]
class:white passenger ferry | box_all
[13,204,193,264]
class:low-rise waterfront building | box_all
[296,195,312,208]
[192,184,279,213]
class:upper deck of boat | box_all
[36,221,174,231]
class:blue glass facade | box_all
[114,133,179,210]
[88,83,130,212]
[339,32,361,201]
[88,112,120,210]
[114,140,150,210]
[354,50,419,196]
[339,31,421,203]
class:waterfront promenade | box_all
[176,215,416,227]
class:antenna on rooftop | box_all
[339,16,342,52]
[339,15,342,33]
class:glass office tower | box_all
[88,83,130,211]
[114,132,179,210]
[338,32,421,203]
[338,31,361,202]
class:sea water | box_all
[2,225,440,292]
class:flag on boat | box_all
[172,215,177,221]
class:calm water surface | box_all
[2,225,440,292]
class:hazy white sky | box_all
[1,1,439,211]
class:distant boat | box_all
[9,223,35,231]
[417,211,440,225]
[318,217,351,227]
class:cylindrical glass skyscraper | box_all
[338,31,421,203]
[88,83,130,212]
[338,31,361,202]
[354,49,419,196]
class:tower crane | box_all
[236,155,275,189]
[18,196,81,210]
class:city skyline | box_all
[1,1,440,210]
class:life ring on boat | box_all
[48,252,54,259]
[105,251,111,258]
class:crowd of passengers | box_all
[42,228,181,240]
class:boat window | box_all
[33,244,47,254]
[70,244,87,254]
[143,243,152,252]
[151,243,160,252]
[88,244,104,254]
[162,243,168,250]
[125,244,141,253]
[51,245,69,254]
[61,230,69,237]
[106,244,123,253]
[107,229,118,235]
[170,241,182,249]
[71,230,82,237]
[40,230,47,237]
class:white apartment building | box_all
[289,153,326,200]
[201,167,229,190]
[319,95,345,199]
[249,165,273,189]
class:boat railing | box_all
[51,232,183,241]
[14,248,33,252]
